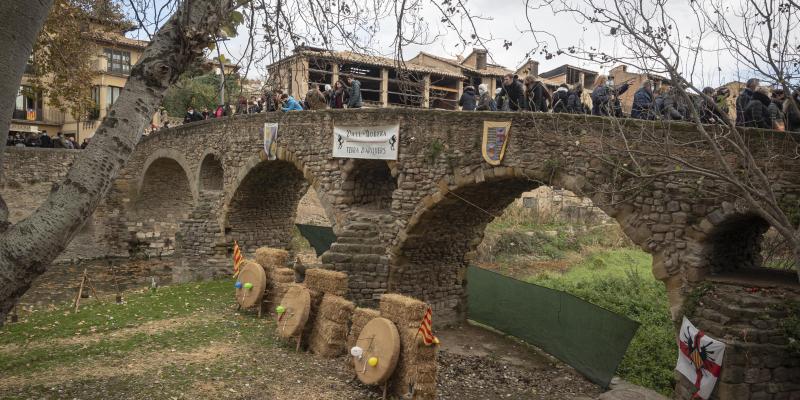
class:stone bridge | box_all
[5,109,800,398]
[96,109,797,323]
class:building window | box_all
[106,86,122,108]
[13,86,42,121]
[89,86,101,120]
[104,48,131,74]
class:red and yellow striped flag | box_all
[417,307,440,346]
[232,241,243,277]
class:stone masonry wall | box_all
[0,148,123,261]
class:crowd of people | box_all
[179,76,364,125]
[170,72,798,135]
[458,73,800,132]
[5,131,89,149]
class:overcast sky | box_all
[125,1,757,87]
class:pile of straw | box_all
[254,247,289,270]
[272,267,295,284]
[347,307,381,349]
[379,294,438,400]
[308,296,353,358]
[303,268,349,296]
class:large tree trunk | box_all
[0,0,236,324]
[0,1,55,229]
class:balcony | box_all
[12,108,65,125]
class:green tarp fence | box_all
[295,224,337,256]
[466,265,639,388]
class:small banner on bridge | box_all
[295,224,337,256]
[263,123,278,161]
[481,121,511,166]
[466,265,639,388]
[332,124,399,160]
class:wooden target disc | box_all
[277,285,311,339]
[353,317,401,385]
[235,261,267,309]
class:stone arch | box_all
[198,152,224,192]
[136,149,197,201]
[130,151,195,256]
[341,159,397,210]
[389,172,543,325]
[222,151,336,255]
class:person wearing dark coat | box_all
[743,87,773,129]
[767,89,786,130]
[655,87,684,120]
[551,84,570,113]
[566,84,587,114]
[345,76,362,108]
[458,85,478,111]
[785,90,800,132]
[631,81,655,120]
[697,87,721,124]
[39,132,52,148]
[183,107,203,123]
[591,76,612,116]
[523,76,550,112]
[498,74,525,111]
[476,84,496,111]
[736,78,759,125]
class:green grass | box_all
[0,279,276,377]
[1,280,232,345]
[528,249,675,396]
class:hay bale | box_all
[304,268,349,296]
[254,247,289,269]
[318,294,355,324]
[347,307,381,348]
[271,282,292,307]
[272,267,296,283]
[308,332,343,358]
[379,293,427,329]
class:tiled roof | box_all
[416,51,512,77]
[88,31,148,49]
[271,48,511,79]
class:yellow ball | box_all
[368,357,378,367]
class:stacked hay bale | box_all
[379,294,438,400]
[303,268,349,296]
[347,307,381,349]
[271,268,297,308]
[305,269,353,357]
[253,247,292,308]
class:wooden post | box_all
[422,74,431,108]
[380,68,389,107]
[331,63,340,86]
[74,271,86,313]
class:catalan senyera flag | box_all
[417,307,440,346]
[232,241,243,278]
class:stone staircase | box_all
[320,208,394,307]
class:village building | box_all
[607,65,672,115]
[265,46,513,110]
[10,21,238,142]
[11,21,148,142]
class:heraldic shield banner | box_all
[676,317,726,399]
[481,121,512,166]
[263,123,278,161]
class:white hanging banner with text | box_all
[332,124,400,160]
